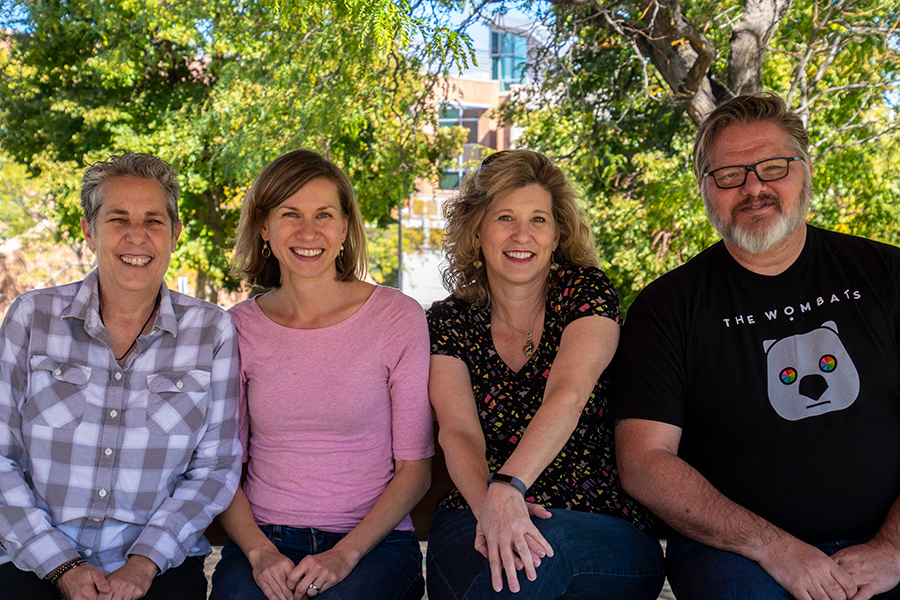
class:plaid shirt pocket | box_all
[146,370,211,435]
[24,356,92,429]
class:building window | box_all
[491,30,528,91]
[438,104,487,189]
[438,106,482,144]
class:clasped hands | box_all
[247,544,358,600]
[474,483,555,593]
[758,534,900,600]
[56,555,158,600]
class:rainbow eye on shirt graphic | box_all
[779,367,798,385]
[819,354,837,372]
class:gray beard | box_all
[703,176,812,255]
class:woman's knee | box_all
[209,542,269,600]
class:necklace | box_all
[492,297,544,357]
[100,291,160,363]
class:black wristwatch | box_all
[487,472,527,497]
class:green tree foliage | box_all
[0,0,464,299]
[464,0,900,309]
[0,151,37,240]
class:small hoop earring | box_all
[550,252,560,271]
[261,241,271,258]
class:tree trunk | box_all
[727,0,793,96]
[192,185,225,303]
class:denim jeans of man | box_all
[209,525,424,600]
[0,555,207,600]
[426,508,665,600]
[667,530,900,599]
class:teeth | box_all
[506,251,534,259]
[121,256,150,266]
[292,248,324,257]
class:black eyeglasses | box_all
[703,156,803,189]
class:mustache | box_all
[734,193,781,211]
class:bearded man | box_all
[613,92,900,600]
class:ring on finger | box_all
[308,583,320,592]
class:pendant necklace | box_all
[492,296,544,357]
[100,291,161,364]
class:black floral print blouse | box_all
[427,265,652,531]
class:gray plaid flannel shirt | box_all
[0,270,241,577]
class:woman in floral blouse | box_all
[425,149,664,600]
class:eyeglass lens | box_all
[711,158,793,189]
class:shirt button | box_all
[53,368,61,376]
[92,518,101,523]
[176,381,183,389]
[98,489,107,498]
[114,372,122,381]
[84,549,92,556]
[104,448,112,457]
[109,410,118,418]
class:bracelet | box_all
[47,557,87,586]
[487,472,527,497]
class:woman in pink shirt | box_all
[209,150,433,600]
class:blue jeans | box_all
[209,525,424,600]
[666,530,900,599]
[426,508,665,600]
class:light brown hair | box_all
[232,150,367,288]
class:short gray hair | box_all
[81,152,180,232]
[693,92,811,182]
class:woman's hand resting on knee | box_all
[246,543,296,600]
[287,546,359,600]
[475,484,554,593]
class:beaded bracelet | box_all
[47,557,87,586]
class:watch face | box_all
[488,473,527,495]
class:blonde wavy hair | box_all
[442,149,599,307]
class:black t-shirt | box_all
[613,226,900,543]
[428,266,653,531]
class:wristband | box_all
[47,557,87,586]
[487,472,527,497]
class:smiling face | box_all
[476,184,560,292]
[702,121,812,256]
[259,177,348,286]
[81,176,181,299]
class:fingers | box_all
[249,549,295,600]
[488,544,510,592]
[525,524,554,558]
[474,532,488,559]
[90,568,113,594]
[294,581,323,600]
[258,575,293,600]
[526,502,553,520]
[287,555,344,600]
[832,565,859,600]
[524,534,546,567]
[513,537,537,584]
[851,583,878,600]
